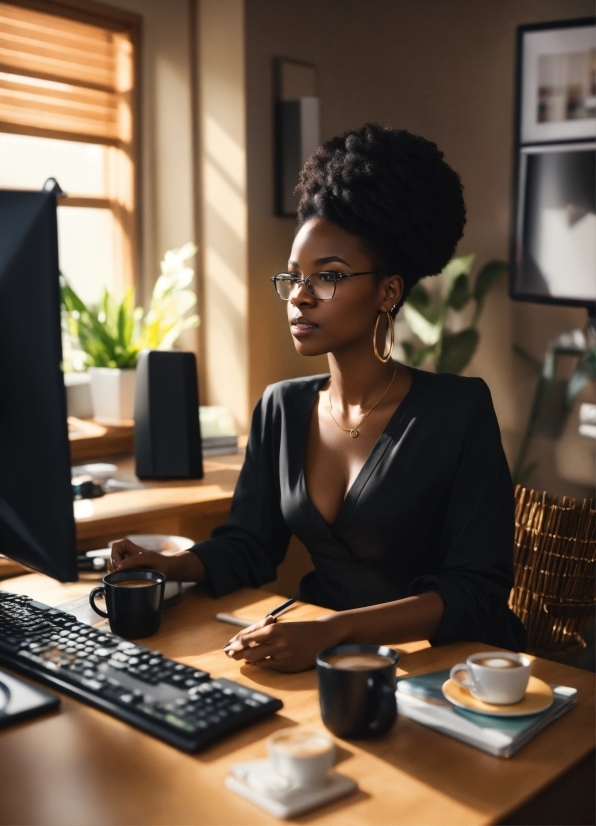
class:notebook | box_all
[396,669,577,758]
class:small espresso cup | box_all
[450,651,531,705]
[268,728,335,788]
[89,570,166,639]
[317,644,399,739]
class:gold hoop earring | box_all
[373,312,394,363]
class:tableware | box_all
[316,644,399,738]
[71,463,118,482]
[225,758,357,819]
[442,675,553,717]
[267,728,335,788]
[449,652,532,704]
[89,569,165,638]
[125,534,195,552]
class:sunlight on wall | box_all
[199,0,249,431]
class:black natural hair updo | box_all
[295,123,467,314]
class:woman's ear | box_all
[379,275,403,313]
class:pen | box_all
[219,598,297,648]
[265,597,296,619]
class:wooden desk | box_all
[74,454,243,552]
[0,574,594,826]
[72,454,314,599]
[0,453,251,583]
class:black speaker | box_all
[134,350,203,480]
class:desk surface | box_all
[74,453,244,551]
[0,574,594,826]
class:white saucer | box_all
[226,758,357,819]
[126,534,195,553]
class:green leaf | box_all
[473,260,507,307]
[402,304,442,346]
[61,242,200,369]
[442,253,476,281]
[406,282,430,316]
[411,345,437,367]
[399,340,437,367]
[513,344,543,374]
[437,328,479,374]
[565,349,596,406]
[401,341,415,361]
[447,273,470,310]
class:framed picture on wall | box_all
[511,18,596,310]
[517,18,596,145]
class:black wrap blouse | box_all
[192,367,527,650]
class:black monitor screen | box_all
[0,191,77,582]
[512,144,595,307]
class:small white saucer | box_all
[225,758,357,819]
[126,534,195,553]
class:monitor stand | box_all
[0,669,60,728]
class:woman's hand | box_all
[222,616,341,672]
[109,539,206,581]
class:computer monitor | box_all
[511,143,596,308]
[0,190,78,582]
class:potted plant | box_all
[396,254,507,374]
[61,243,199,424]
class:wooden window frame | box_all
[1,0,142,295]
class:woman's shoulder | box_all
[261,374,330,407]
[409,367,493,412]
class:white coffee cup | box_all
[449,652,532,705]
[267,728,335,788]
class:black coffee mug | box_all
[316,644,399,739]
[89,570,166,639]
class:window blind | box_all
[0,2,133,144]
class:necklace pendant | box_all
[349,428,358,438]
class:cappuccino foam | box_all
[271,731,332,758]
[475,657,522,669]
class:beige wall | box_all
[101,0,592,494]
[197,0,250,430]
[244,0,590,474]
[105,0,197,308]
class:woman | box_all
[112,124,527,671]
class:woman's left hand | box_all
[223,616,339,672]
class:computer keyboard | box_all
[0,591,282,752]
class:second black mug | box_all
[316,643,399,738]
[89,570,166,638]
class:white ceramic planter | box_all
[88,367,136,425]
[63,372,93,418]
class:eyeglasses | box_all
[270,271,385,301]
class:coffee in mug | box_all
[89,570,166,638]
[268,729,335,788]
[317,644,399,739]
[323,652,393,671]
[450,651,531,705]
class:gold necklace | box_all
[328,362,397,438]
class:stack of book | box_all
[396,669,577,758]
[199,406,239,456]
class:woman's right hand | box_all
[108,539,206,582]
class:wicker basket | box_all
[509,485,596,655]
